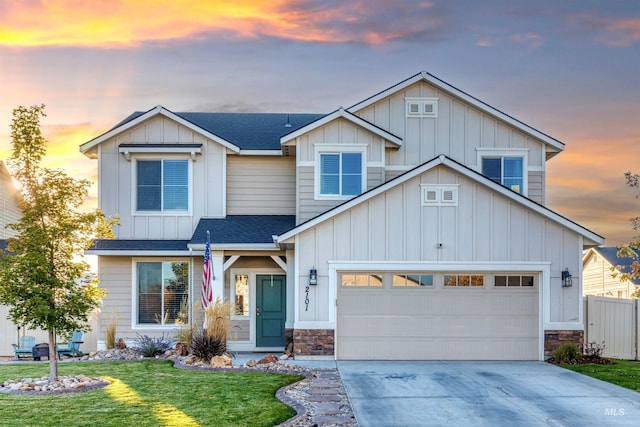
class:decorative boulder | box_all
[210,355,232,368]
[115,339,127,349]
[257,354,279,365]
[175,342,189,356]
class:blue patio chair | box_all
[12,335,36,359]
[56,331,84,357]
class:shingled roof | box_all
[592,246,640,285]
[113,111,324,150]
[190,215,296,246]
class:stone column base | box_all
[292,329,335,356]
[544,330,584,358]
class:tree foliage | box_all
[0,105,118,380]
[616,171,640,296]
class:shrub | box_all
[104,307,119,349]
[190,330,227,360]
[135,333,173,357]
[584,340,606,358]
[554,342,582,364]
[204,297,232,341]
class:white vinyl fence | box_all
[584,296,639,360]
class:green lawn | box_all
[0,361,302,427]
[561,359,640,392]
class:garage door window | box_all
[342,274,383,287]
[393,274,433,287]
[495,275,534,287]
[444,274,484,287]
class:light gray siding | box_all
[528,171,544,204]
[296,164,583,325]
[357,81,548,201]
[293,118,387,224]
[99,116,225,240]
[227,155,295,215]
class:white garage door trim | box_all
[328,261,551,361]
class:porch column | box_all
[211,250,224,300]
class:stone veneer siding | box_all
[292,329,335,356]
[544,330,584,358]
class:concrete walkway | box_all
[337,361,640,427]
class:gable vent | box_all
[421,184,458,206]
[406,97,438,118]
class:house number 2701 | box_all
[304,285,310,311]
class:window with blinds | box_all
[137,160,188,212]
[319,152,362,197]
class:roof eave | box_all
[280,108,402,147]
[79,106,241,155]
[277,155,603,246]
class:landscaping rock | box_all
[245,359,257,367]
[210,355,232,368]
[115,338,127,349]
[257,354,278,365]
[1,375,108,394]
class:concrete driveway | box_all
[337,361,640,426]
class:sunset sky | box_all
[0,1,638,245]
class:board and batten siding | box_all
[227,156,295,215]
[296,164,582,324]
[294,119,387,224]
[356,81,548,202]
[98,116,225,240]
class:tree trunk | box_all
[48,329,58,382]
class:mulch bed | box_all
[546,356,616,365]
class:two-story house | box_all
[81,72,603,360]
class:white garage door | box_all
[337,272,539,360]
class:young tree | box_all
[0,105,118,381]
[616,172,640,295]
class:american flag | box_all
[201,231,213,309]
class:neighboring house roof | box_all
[80,106,324,157]
[589,246,640,285]
[347,71,565,157]
[277,155,603,247]
[280,108,403,147]
[189,215,296,249]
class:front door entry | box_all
[256,274,286,347]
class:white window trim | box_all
[131,156,193,216]
[420,184,459,206]
[131,257,192,330]
[405,97,439,118]
[314,145,367,200]
[476,148,529,196]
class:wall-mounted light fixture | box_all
[561,268,572,287]
[309,267,318,286]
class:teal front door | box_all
[256,274,286,347]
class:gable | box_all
[348,71,564,158]
[278,156,603,248]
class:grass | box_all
[0,361,302,427]
[561,359,640,392]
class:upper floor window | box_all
[319,152,363,197]
[481,156,524,194]
[137,160,189,212]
